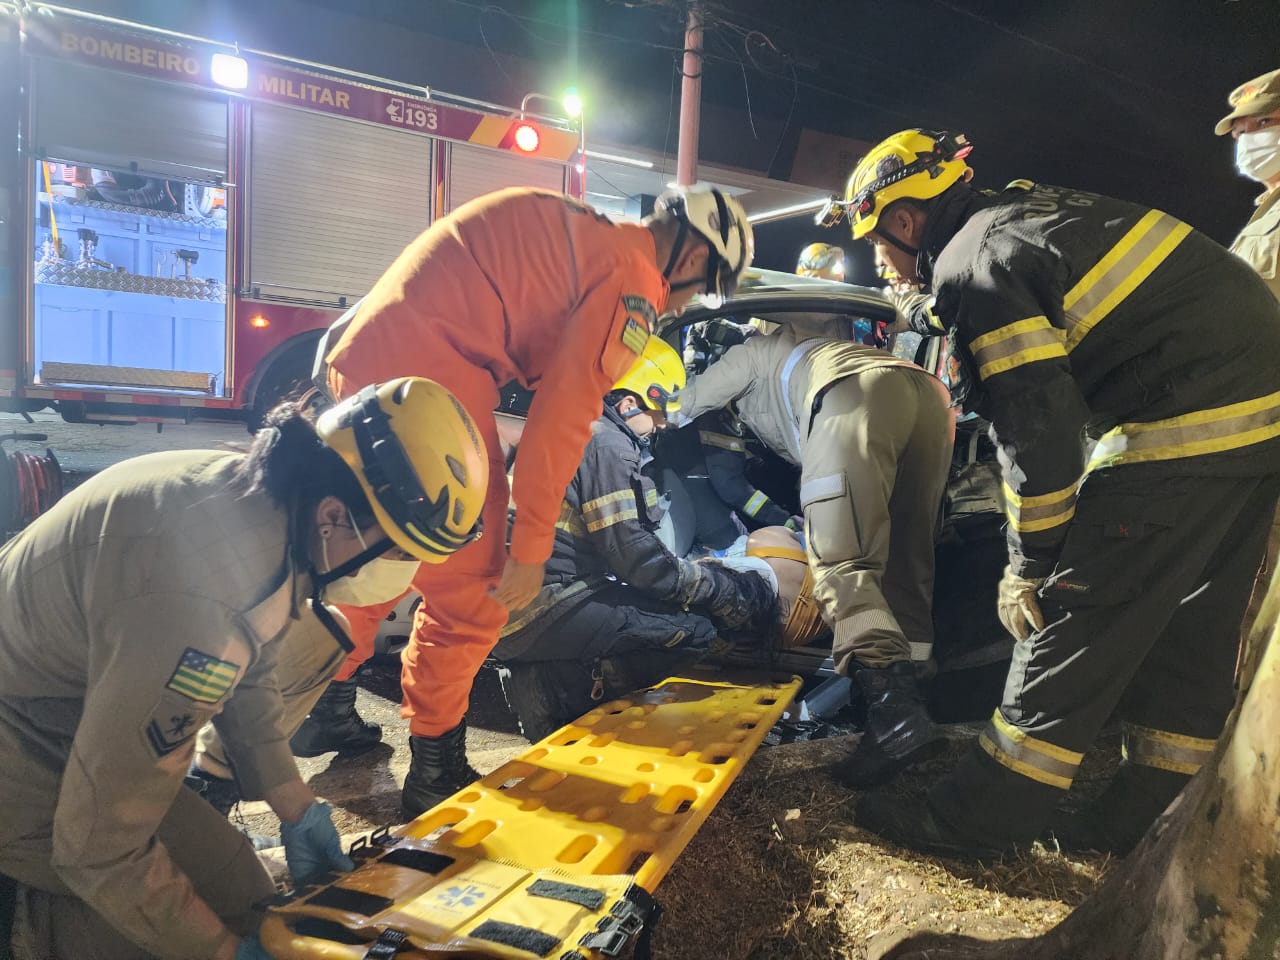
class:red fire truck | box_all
[0,3,582,426]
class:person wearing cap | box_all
[493,337,776,742]
[312,186,754,818]
[0,379,486,960]
[1217,66,1280,301]
[1216,67,1280,644]
[827,129,1280,860]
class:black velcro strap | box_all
[362,928,407,959]
[307,885,393,917]
[379,847,456,874]
[470,920,560,957]
[526,879,606,910]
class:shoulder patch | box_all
[166,647,240,703]
[144,710,200,757]
[621,295,658,330]
[620,317,648,356]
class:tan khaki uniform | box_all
[0,451,320,959]
[195,614,345,779]
[1231,185,1280,301]
[679,330,952,672]
[1233,186,1280,638]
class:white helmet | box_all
[655,186,754,299]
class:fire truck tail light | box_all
[211,54,249,90]
[249,314,270,329]
[512,123,540,154]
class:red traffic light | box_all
[512,123,540,153]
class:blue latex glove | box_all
[279,800,354,887]
[236,936,273,960]
[784,516,808,552]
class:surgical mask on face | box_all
[1235,127,1280,184]
[320,514,418,607]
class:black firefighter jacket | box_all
[920,181,1280,577]
[657,407,793,529]
[497,407,701,656]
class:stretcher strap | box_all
[745,544,808,564]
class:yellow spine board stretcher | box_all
[261,672,801,959]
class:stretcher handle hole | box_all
[557,834,599,864]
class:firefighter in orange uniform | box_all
[315,186,754,818]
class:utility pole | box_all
[675,2,703,187]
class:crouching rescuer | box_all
[495,337,777,742]
[677,322,954,787]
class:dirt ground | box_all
[651,737,1109,960]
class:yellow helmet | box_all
[613,336,686,415]
[822,130,972,239]
[317,377,488,563]
[796,242,846,280]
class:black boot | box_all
[185,765,280,849]
[290,679,382,758]
[497,662,588,745]
[1047,763,1190,855]
[835,662,944,789]
[401,721,482,820]
[856,791,1012,861]
[185,765,242,817]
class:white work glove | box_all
[997,565,1046,641]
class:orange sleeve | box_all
[508,256,665,564]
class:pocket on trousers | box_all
[1043,485,1185,608]
[800,471,856,565]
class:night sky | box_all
[78,0,1280,279]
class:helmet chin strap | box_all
[663,220,717,293]
[876,228,919,259]
[309,535,393,651]
[661,218,690,281]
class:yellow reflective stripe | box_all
[645,488,659,508]
[978,710,1082,790]
[1063,211,1191,351]
[699,430,746,453]
[969,316,1067,381]
[585,507,638,532]
[743,490,769,516]
[500,580,590,636]
[1003,480,1078,533]
[554,501,586,537]
[1122,723,1216,776]
[924,303,946,333]
[581,489,637,532]
[1088,388,1280,470]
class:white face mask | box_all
[320,513,419,607]
[1235,127,1280,184]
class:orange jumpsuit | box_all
[323,188,670,736]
